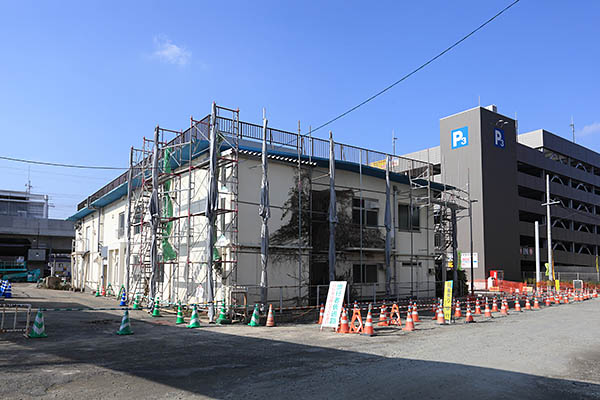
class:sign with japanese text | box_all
[443,280,453,322]
[321,281,347,328]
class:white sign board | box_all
[321,281,347,328]
[461,252,478,268]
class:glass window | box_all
[352,198,379,227]
[353,264,378,283]
[398,204,420,231]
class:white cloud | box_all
[579,122,600,137]
[152,35,191,66]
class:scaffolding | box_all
[108,102,468,307]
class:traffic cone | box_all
[101,286,106,296]
[514,297,522,312]
[475,299,482,315]
[403,305,415,332]
[187,306,201,328]
[464,304,475,323]
[525,297,531,310]
[454,300,462,318]
[412,302,421,323]
[437,305,446,324]
[593,289,598,298]
[389,303,402,326]
[363,304,376,336]
[564,293,570,304]
[484,298,492,318]
[28,309,47,338]
[533,297,540,309]
[175,303,185,324]
[116,309,133,335]
[119,290,127,307]
[377,304,389,326]
[248,304,260,327]
[151,298,161,317]
[350,305,364,334]
[492,297,499,312]
[132,294,141,310]
[216,304,231,325]
[95,284,101,297]
[266,304,276,327]
[545,296,551,307]
[317,303,324,324]
[337,308,350,333]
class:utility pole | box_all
[534,221,540,284]
[542,174,559,281]
[467,169,477,295]
[392,130,397,156]
[570,116,575,143]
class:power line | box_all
[0,156,126,170]
[310,0,522,134]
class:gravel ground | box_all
[1,283,600,399]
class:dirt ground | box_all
[1,283,600,399]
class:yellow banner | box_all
[555,279,560,292]
[443,281,453,322]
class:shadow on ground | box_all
[1,288,599,399]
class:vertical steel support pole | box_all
[535,221,540,284]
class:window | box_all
[398,204,420,230]
[352,198,379,227]
[118,212,125,238]
[133,207,142,234]
[352,264,378,284]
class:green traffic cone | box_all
[95,284,101,297]
[116,309,133,335]
[175,303,185,324]
[248,304,260,327]
[216,304,231,325]
[151,298,161,317]
[187,306,201,328]
[29,310,48,338]
[132,294,141,310]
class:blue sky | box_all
[1,1,599,219]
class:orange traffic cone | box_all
[377,304,389,326]
[464,304,474,323]
[564,293,570,304]
[475,299,482,315]
[525,297,531,310]
[492,297,499,312]
[337,308,350,333]
[266,304,276,327]
[349,305,364,334]
[389,303,402,327]
[362,304,375,336]
[545,296,551,306]
[484,298,492,318]
[500,299,508,315]
[436,305,446,325]
[403,306,415,332]
[514,298,522,312]
[432,302,438,320]
[412,302,421,323]
[533,297,540,309]
[454,300,462,318]
[593,289,598,298]
[317,303,324,324]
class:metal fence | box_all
[522,271,600,284]
[0,303,32,337]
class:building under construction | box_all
[69,103,465,316]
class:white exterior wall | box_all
[72,151,436,302]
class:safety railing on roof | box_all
[77,111,433,211]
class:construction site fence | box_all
[522,271,600,284]
[0,303,31,336]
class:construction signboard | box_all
[443,280,453,322]
[321,281,347,329]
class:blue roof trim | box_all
[69,139,449,221]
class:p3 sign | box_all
[451,126,468,149]
[494,128,505,148]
